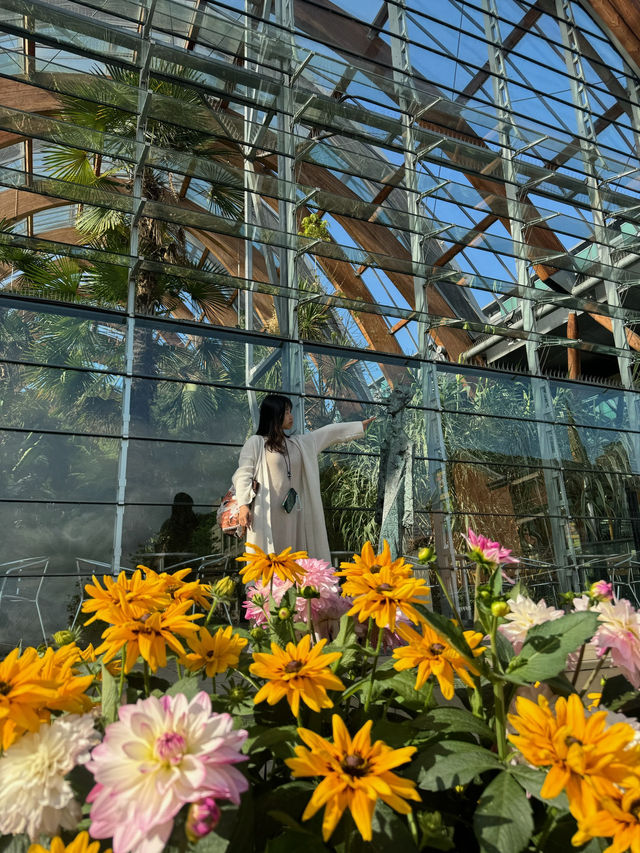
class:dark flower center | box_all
[341,753,368,777]
[429,643,445,656]
[565,736,582,747]
[206,650,214,658]
[629,797,640,820]
[369,563,383,574]
[0,680,10,695]
[376,583,393,593]
[284,660,304,673]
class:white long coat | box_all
[232,421,364,563]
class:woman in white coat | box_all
[232,394,374,564]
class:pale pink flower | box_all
[243,577,292,625]
[87,692,247,853]
[594,599,640,688]
[590,580,614,601]
[295,590,349,640]
[0,713,98,840]
[465,528,519,569]
[498,593,564,653]
[572,594,594,612]
[296,558,340,594]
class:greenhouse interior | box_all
[1,0,640,650]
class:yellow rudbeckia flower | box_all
[181,625,248,676]
[28,830,111,853]
[286,714,420,841]
[237,544,308,586]
[250,634,344,717]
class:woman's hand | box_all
[238,504,253,530]
[362,416,376,431]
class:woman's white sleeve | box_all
[232,437,259,506]
[310,421,365,454]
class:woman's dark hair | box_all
[257,394,292,451]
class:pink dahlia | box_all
[86,692,247,853]
[594,599,640,688]
[295,558,340,594]
[243,577,292,626]
[465,528,519,569]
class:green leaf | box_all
[508,765,569,811]
[489,567,503,599]
[244,725,298,758]
[101,662,119,723]
[266,830,330,853]
[0,836,30,853]
[542,814,606,852]
[327,612,359,671]
[494,631,514,669]
[412,706,493,741]
[409,740,502,790]
[166,675,200,700]
[473,770,533,853]
[347,802,419,853]
[414,606,490,677]
[504,612,598,684]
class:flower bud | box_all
[590,580,613,601]
[53,629,77,647]
[186,797,220,842]
[477,589,492,602]
[251,593,265,607]
[214,576,236,599]
[278,607,291,621]
[300,585,321,600]
[227,686,247,703]
[491,601,509,618]
[418,546,436,564]
[250,627,266,642]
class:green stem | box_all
[143,660,150,697]
[118,648,126,700]
[306,599,317,643]
[571,642,586,687]
[204,595,218,627]
[535,807,558,852]
[579,648,610,698]
[433,565,462,624]
[176,659,183,680]
[423,680,434,711]
[233,668,261,692]
[364,627,384,714]
[211,674,217,695]
[407,811,419,846]
[489,615,508,760]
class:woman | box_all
[232,394,374,563]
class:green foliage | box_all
[473,771,533,853]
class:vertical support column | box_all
[274,0,304,431]
[387,0,458,610]
[112,0,155,572]
[556,0,640,477]
[482,0,576,584]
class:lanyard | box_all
[282,440,292,480]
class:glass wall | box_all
[1,0,640,642]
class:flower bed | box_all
[1,534,639,852]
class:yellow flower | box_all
[508,693,640,820]
[95,599,202,672]
[0,646,94,750]
[28,831,111,853]
[341,563,430,631]
[286,714,420,841]
[182,626,248,677]
[587,692,603,711]
[237,544,308,586]
[143,566,212,609]
[572,785,640,852]
[82,570,169,625]
[392,621,485,700]
[337,540,412,581]
[250,634,344,717]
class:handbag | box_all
[217,477,259,538]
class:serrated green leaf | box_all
[473,770,533,853]
[101,662,119,723]
[504,612,598,684]
[412,706,493,741]
[166,675,201,700]
[409,740,502,790]
[508,764,570,811]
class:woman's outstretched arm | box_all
[309,418,374,454]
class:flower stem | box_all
[407,811,419,846]
[535,807,558,852]
[118,648,126,699]
[364,627,384,713]
[571,642,586,686]
[204,595,218,627]
[143,660,150,697]
[233,668,260,692]
[176,659,183,680]
[211,675,217,695]
[423,680,434,711]
[306,599,317,643]
[433,565,462,624]
[489,615,508,760]
[579,648,609,698]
